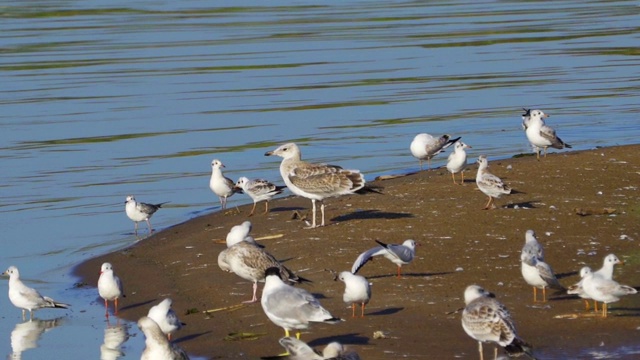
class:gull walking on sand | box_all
[524,109,571,160]
[225,220,262,248]
[410,133,461,170]
[148,298,184,341]
[475,155,511,210]
[209,159,239,210]
[581,271,637,318]
[265,143,365,228]
[2,266,70,320]
[337,271,371,318]
[138,316,189,360]
[261,267,342,340]
[351,239,416,278]
[98,262,125,316]
[218,242,309,303]
[461,285,534,360]
[125,195,168,234]
[235,177,285,216]
[446,141,472,185]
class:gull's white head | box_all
[455,141,471,151]
[603,254,623,267]
[323,342,345,358]
[264,143,301,160]
[524,230,537,243]
[464,284,493,305]
[211,159,224,169]
[402,239,417,250]
[529,109,548,121]
[100,262,113,274]
[2,266,19,279]
[235,177,250,189]
[125,195,135,203]
[579,266,592,278]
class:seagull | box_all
[138,316,190,360]
[521,108,532,131]
[520,253,564,303]
[261,267,342,340]
[337,271,371,318]
[593,253,624,279]
[148,298,184,341]
[581,271,637,318]
[475,155,511,210]
[209,159,239,210]
[2,266,70,320]
[225,220,262,248]
[567,266,595,311]
[218,242,310,303]
[524,109,571,160]
[461,285,534,360]
[125,195,168,235]
[267,337,361,360]
[446,141,472,185]
[410,133,461,170]
[521,230,544,262]
[265,143,365,228]
[351,239,416,278]
[235,177,285,216]
[98,262,125,316]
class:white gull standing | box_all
[520,252,564,303]
[225,220,262,248]
[261,267,342,340]
[351,239,416,278]
[138,316,189,360]
[148,298,184,341]
[567,266,595,311]
[235,176,285,216]
[337,271,371,318]
[125,195,168,235]
[410,133,460,170]
[524,109,571,160]
[461,285,533,360]
[569,254,624,312]
[446,141,472,185]
[581,270,637,318]
[218,242,309,303]
[475,155,511,210]
[209,159,239,210]
[2,266,70,320]
[265,143,365,228]
[98,262,125,316]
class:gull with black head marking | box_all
[261,267,342,341]
[351,239,416,278]
[410,133,461,170]
[2,266,70,320]
[524,109,571,160]
[265,143,365,228]
[461,285,534,360]
[235,176,285,216]
[125,195,168,234]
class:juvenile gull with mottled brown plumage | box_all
[265,143,365,228]
[475,155,511,210]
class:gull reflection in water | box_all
[9,317,64,359]
[101,320,130,360]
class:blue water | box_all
[1,0,639,358]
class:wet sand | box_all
[74,145,640,359]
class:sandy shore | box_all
[74,145,640,359]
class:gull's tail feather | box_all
[44,297,70,309]
[504,337,535,359]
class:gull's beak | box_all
[265,151,273,156]
[467,145,472,148]
[543,113,550,118]
[620,260,625,266]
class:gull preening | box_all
[265,143,365,228]
[521,230,545,262]
[475,155,511,210]
[98,262,125,316]
[523,109,571,160]
[138,316,190,360]
[410,133,460,170]
[2,266,70,320]
[235,176,285,216]
[338,271,371,318]
[461,285,534,360]
[261,267,342,339]
[268,337,361,360]
[351,239,416,278]
[520,252,564,303]
[125,195,168,234]
[225,220,262,248]
[148,298,184,341]
[209,159,239,210]
[218,242,309,303]
[446,141,472,185]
